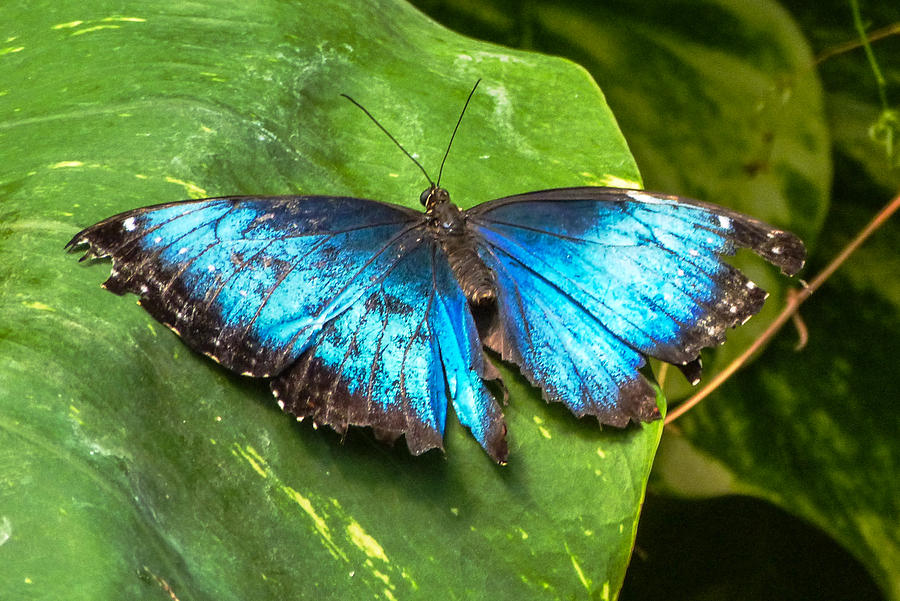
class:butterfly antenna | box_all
[436,79,481,188]
[340,93,434,187]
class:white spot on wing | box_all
[718,215,732,228]
[123,217,136,231]
[625,190,668,205]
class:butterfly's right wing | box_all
[467,187,804,428]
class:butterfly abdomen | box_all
[428,197,497,306]
[442,236,497,305]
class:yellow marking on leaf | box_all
[68,406,85,426]
[71,25,121,36]
[233,444,268,479]
[596,174,641,189]
[347,519,389,562]
[538,426,552,439]
[566,544,591,592]
[0,46,24,56]
[231,444,414,592]
[281,485,348,562]
[23,301,54,312]
[101,16,146,23]
[371,569,390,586]
[596,447,607,459]
[401,568,418,590]
[200,72,227,83]
[52,21,83,29]
[165,176,207,198]
[600,581,611,601]
[51,161,84,169]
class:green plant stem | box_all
[849,0,889,110]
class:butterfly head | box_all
[420,185,450,211]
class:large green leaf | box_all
[0,1,662,599]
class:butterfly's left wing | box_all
[68,195,506,460]
[467,187,805,426]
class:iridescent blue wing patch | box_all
[467,187,805,425]
[271,235,506,460]
[67,195,505,459]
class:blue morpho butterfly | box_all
[67,81,805,464]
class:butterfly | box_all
[67,83,805,464]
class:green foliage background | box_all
[1,0,898,600]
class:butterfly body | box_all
[424,185,498,306]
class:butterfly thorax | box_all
[423,186,497,306]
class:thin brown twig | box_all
[814,22,900,65]
[665,191,900,425]
[790,291,810,351]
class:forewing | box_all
[67,195,422,378]
[467,186,805,425]
[272,237,507,460]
